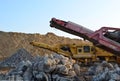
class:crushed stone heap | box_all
[0,48,34,67]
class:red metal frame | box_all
[89,27,120,51]
[50,18,120,56]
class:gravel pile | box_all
[0,48,34,67]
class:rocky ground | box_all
[0,48,119,81]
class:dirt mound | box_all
[0,48,34,67]
[0,31,82,59]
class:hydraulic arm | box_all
[50,18,120,56]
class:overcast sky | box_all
[0,0,120,38]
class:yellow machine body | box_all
[30,41,120,64]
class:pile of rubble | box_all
[0,49,81,81]
[86,61,120,81]
[0,48,34,67]
[0,48,120,81]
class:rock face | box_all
[0,31,82,59]
[0,48,34,67]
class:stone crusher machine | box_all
[30,18,120,64]
[50,18,120,57]
[30,41,119,64]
